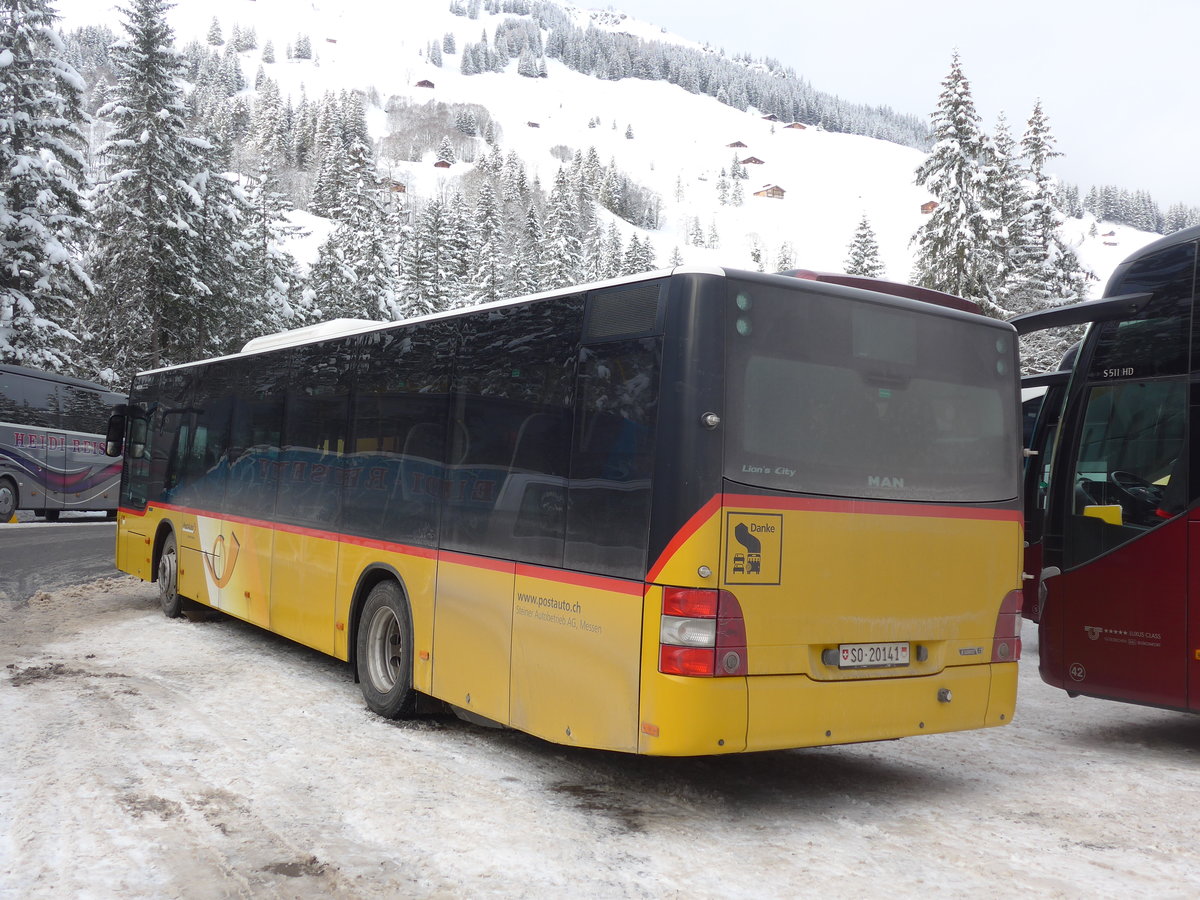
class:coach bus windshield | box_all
[723,278,1019,503]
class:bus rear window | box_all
[724,280,1019,503]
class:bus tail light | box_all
[659,588,747,677]
[991,589,1023,663]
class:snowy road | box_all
[2,577,1199,898]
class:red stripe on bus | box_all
[647,493,1021,582]
[722,493,1023,521]
[645,494,724,583]
[338,533,438,560]
[135,502,439,560]
[515,563,645,596]
[438,551,515,573]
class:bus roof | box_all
[1103,223,1200,297]
[0,362,123,395]
[780,269,982,314]
[136,264,995,378]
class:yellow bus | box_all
[106,267,1023,755]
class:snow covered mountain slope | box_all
[53,0,1159,294]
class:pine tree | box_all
[983,112,1026,309]
[844,215,884,277]
[540,168,583,289]
[0,0,93,370]
[294,33,311,60]
[243,156,308,330]
[206,15,222,47]
[1008,100,1093,371]
[911,52,1000,313]
[83,0,212,378]
[469,181,504,305]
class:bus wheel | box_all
[0,478,16,520]
[158,533,183,618]
[44,509,60,522]
[356,580,417,719]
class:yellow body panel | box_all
[117,513,152,581]
[509,571,644,752]
[431,556,515,722]
[270,529,338,655]
[720,502,1022,676]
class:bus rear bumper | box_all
[745,662,1017,752]
[636,662,1017,755]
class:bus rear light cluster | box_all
[991,589,1023,663]
[658,588,747,677]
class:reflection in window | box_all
[565,337,661,579]
[1065,380,1186,568]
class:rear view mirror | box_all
[105,411,126,457]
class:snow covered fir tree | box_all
[0,0,92,370]
[2,0,1196,384]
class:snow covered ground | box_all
[3,576,1200,897]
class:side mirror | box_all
[105,412,127,457]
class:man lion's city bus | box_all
[1,364,125,521]
[1016,224,1200,713]
[107,267,1023,755]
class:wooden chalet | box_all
[527,121,541,128]
[761,114,779,121]
[433,160,451,169]
[726,140,748,148]
[920,201,938,214]
[739,156,765,165]
[753,185,785,199]
[415,79,435,89]
[784,122,807,130]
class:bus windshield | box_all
[723,279,1019,503]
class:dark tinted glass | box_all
[1089,241,1195,380]
[223,354,290,520]
[1064,380,1187,567]
[0,371,58,428]
[441,296,583,563]
[344,322,455,545]
[565,337,661,579]
[168,367,235,510]
[122,373,164,509]
[59,385,108,433]
[275,341,353,528]
[724,279,1019,503]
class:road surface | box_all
[0,518,117,604]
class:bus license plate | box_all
[838,642,910,669]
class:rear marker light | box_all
[992,590,1023,663]
[659,588,747,677]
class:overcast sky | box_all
[612,0,1200,208]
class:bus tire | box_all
[44,509,59,522]
[355,580,417,719]
[0,477,16,520]
[158,532,183,618]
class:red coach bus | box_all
[1014,225,1200,711]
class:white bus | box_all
[0,363,125,521]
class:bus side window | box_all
[276,342,354,528]
[441,298,582,565]
[565,337,662,579]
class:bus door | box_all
[1044,377,1190,707]
[1021,373,1069,621]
